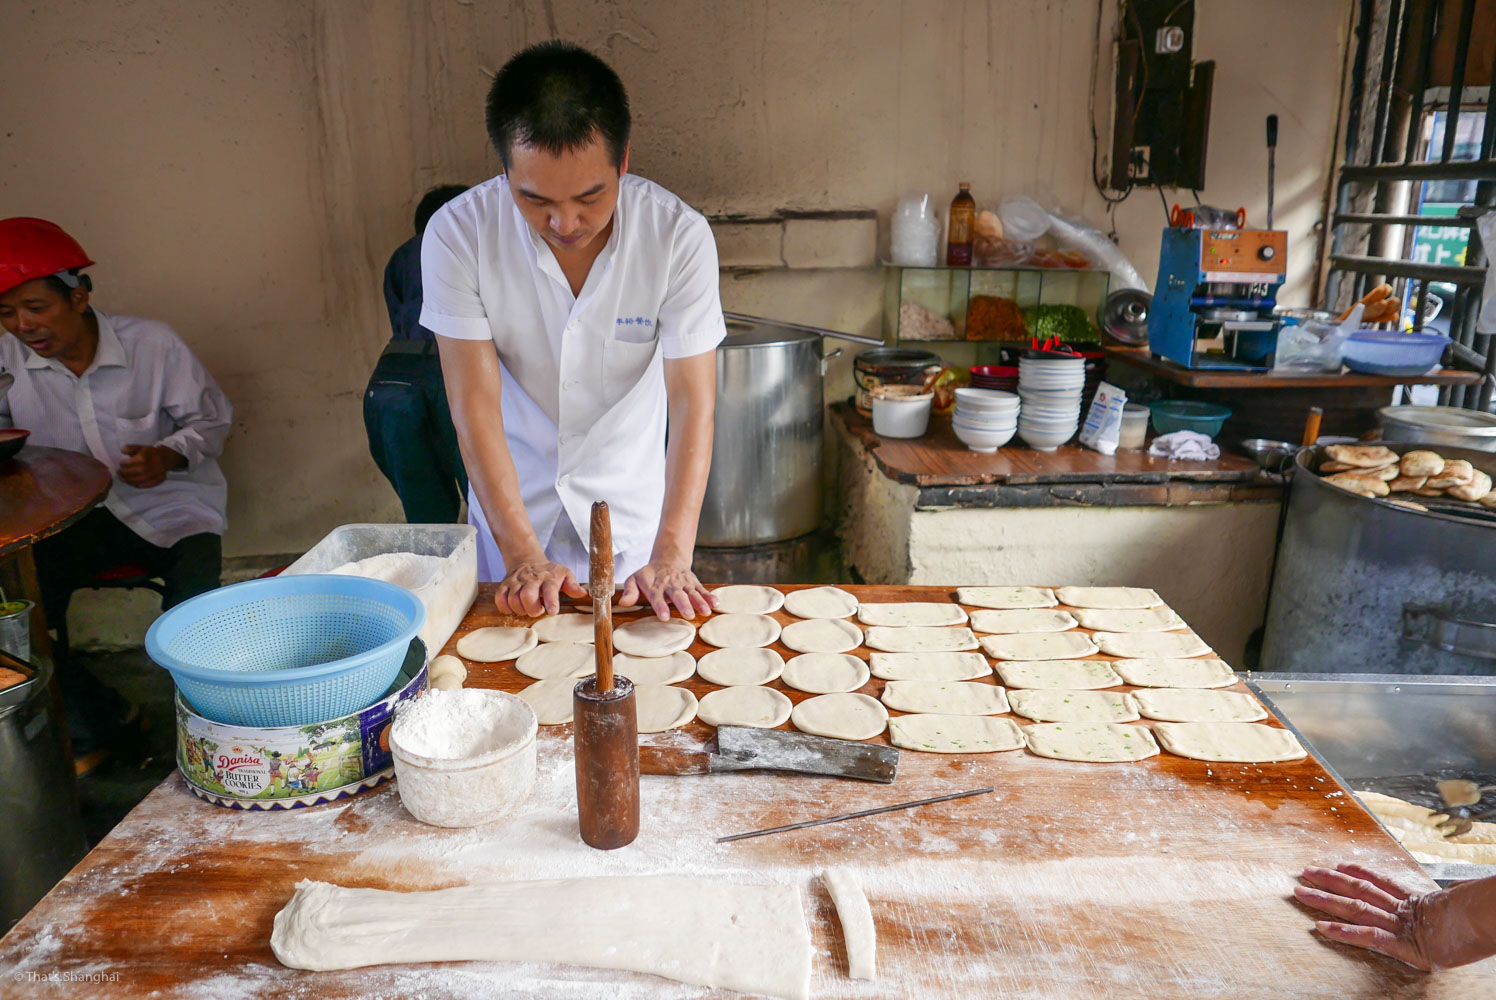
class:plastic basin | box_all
[1148,400,1232,437]
[1342,329,1451,376]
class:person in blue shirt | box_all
[364,185,471,523]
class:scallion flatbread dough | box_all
[1071,608,1185,633]
[1132,688,1267,723]
[980,632,1098,660]
[790,693,888,741]
[994,659,1122,689]
[867,652,991,681]
[635,684,699,733]
[614,651,696,685]
[697,647,786,686]
[879,680,1009,716]
[1153,722,1307,762]
[613,619,696,658]
[887,714,1024,753]
[780,618,863,654]
[456,626,537,662]
[864,626,979,653]
[1111,658,1235,688]
[1055,586,1162,609]
[1007,689,1138,723]
[1093,631,1212,659]
[532,613,597,644]
[956,586,1057,610]
[514,640,596,680]
[708,584,785,615]
[699,613,782,649]
[856,603,968,627]
[781,653,869,694]
[1023,722,1160,761]
[697,685,793,729]
[782,586,859,619]
[968,609,1078,634]
[517,676,577,725]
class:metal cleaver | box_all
[638,725,899,783]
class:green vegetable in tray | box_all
[1022,304,1098,343]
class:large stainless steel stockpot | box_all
[1378,405,1496,452]
[1260,443,1496,675]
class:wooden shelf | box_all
[1107,346,1483,389]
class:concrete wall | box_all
[2,0,1351,560]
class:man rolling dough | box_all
[422,41,723,622]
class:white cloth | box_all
[0,310,232,547]
[420,173,725,583]
[1148,430,1221,461]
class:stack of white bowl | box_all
[1017,355,1085,451]
[951,388,1018,453]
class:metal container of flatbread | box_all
[1261,443,1496,676]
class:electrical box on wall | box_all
[1110,0,1214,189]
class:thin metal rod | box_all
[723,311,885,347]
[717,787,995,843]
[1404,0,1440,164]
[1441,0,1476,163]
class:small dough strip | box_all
[821,869,876,981]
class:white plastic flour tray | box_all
[284,523,477,656]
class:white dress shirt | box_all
[0,310,232,548]
[420,173,725,582]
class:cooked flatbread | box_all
[1399,450,1445,478]
[1481,492,1496,508]
[1323,472,1389,497]
[1318,460,1357,473]
[1427,460,1475,489]
[1388,499,1428,512]
[1388,475,1426,492]
[1324,444,1398,468]
[1448,470,1492,502]
[1366,464,1400,482]
[1413,487,1445,498]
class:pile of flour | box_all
[393,689,517,759]
[328,552,446,592]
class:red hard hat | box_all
[0,218,95,298]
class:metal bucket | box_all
[1261,443,1496,675]
[1378,405,1496,452]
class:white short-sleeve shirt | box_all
[420,173,725,582]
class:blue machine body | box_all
[1149,225,1288,370]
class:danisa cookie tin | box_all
[175,639,428,810]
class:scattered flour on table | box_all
[390,689,516,759]
[328,551,445,591]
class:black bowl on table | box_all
[0,429,29,463]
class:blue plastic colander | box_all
[145,574,425,727]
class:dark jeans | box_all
[363,349,469,524]
[35,507,222,749]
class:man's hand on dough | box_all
[1295,863,1463,971]
[496,559,586,617]
[619,560,715,622]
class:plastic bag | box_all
[973,236,1034,267]
[1079,381,1127,456]
[998,194,1149,292]
[1273,304,1364,373]
[1477,212,1496,335]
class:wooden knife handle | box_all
[638,746,716,776]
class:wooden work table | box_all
[3,584,1493,998]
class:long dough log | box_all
[271,876,814,1000]
[822,868,876,981]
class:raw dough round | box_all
[699,613,782,649]
[879,680,1009,716]
[709,585,785,615]
[864,626,978,653]
[429,654,467,691]
[635,684,699,733]
[1007,689,1138,723]
[980,632,1098,660]
[1071,608,1185,633]
[781,653,870,694]
[868,652,991,681]
[968,609,1078,634]
[517,676,578,725]
[780,618,863,654]
[456,626,537,662]
[782,586,859,619]
[1132,688,1267,723]
[1153,722,1306,762]
[790,693,888,741]
[697,647,786,686]
[1093,631,1212,659]
[614,651,696,685]
[532,613,597,643]
[994,659,1122,690]
[514,641,596,680]
[1023,722,1160,762]
[613,619,696,658]
[956,586,1057,610]
[856,603,969,627]
[697,685,793,729]
[887,714,1024,753]
[1055,586,1162,609]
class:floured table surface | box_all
[4,584,1494,998]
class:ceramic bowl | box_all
[954,388,1020,411]
[1017,422,1077,451]
[953,420,1016,453]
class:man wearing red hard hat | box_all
[0,217,232,773]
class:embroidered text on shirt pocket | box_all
[611,316,657,345]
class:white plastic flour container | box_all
[390,689,538,827]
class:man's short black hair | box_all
[485,41,631,168]
[414,185,470,235]
[41,272,90,300]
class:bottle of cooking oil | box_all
[946,183,975,266]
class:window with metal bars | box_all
[1324,0,1495,410]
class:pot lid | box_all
[722,319,820,348]
[854,347,942,369]
[1379,405,1496,435]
